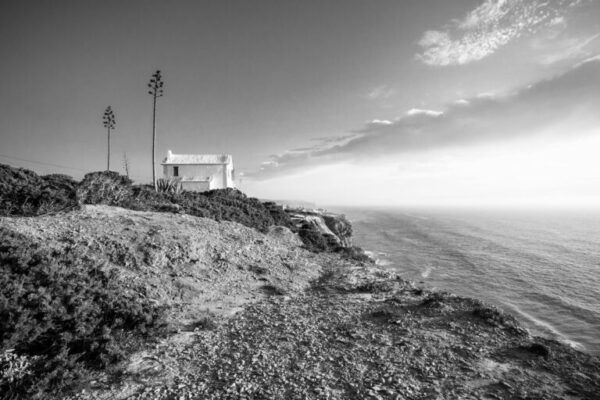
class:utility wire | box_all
[0,153,88,172]
[0,153,150,181]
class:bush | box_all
[0,228,167,399]
[76,171,133,206]
[0,164,78,216]
[263,201,295,230]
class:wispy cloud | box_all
[249,59,600,179]
[577,54,600,66]
[416,0,582,66]
[538,33,600,65]
[367,85,396,100]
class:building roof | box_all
[162,150,233,165]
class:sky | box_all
[1,0,599,207]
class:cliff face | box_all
[322,213,353,247]
[287,209,353,250]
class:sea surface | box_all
[334,207,600,355]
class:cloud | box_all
[577,54,600,66]
[406,108,444,117]
[249,59,600,179]
[368,119,393,125]
[416,0,582,66]
[367,85,396,100]
[538,33,600,65]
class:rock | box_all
[523,342,550,358]
[287,209,353,249]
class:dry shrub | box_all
[0,164,78,216]
[0,228,167,399]
[76,171,133,206]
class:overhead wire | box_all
[0,153,150,181]
[0,153,88,172]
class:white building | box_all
[161,150,235,192]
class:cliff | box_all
[1,205,599,400]
[287,208,354,250]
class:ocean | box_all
[335,207,600,355]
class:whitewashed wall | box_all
[163,164,234,191]
[181,181,211,191]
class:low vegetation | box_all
[76,171,300,233]
[0,228,167,399]
[0,165,78,216]
[156,177,182,194]
[0,165,296,234]
[1,164,367,257]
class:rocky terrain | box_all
[2,205,599,399]
[287,208,354,249]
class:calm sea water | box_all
[335,207,600,355]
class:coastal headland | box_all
[1,165,599,399]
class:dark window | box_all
[173,166,179,177]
